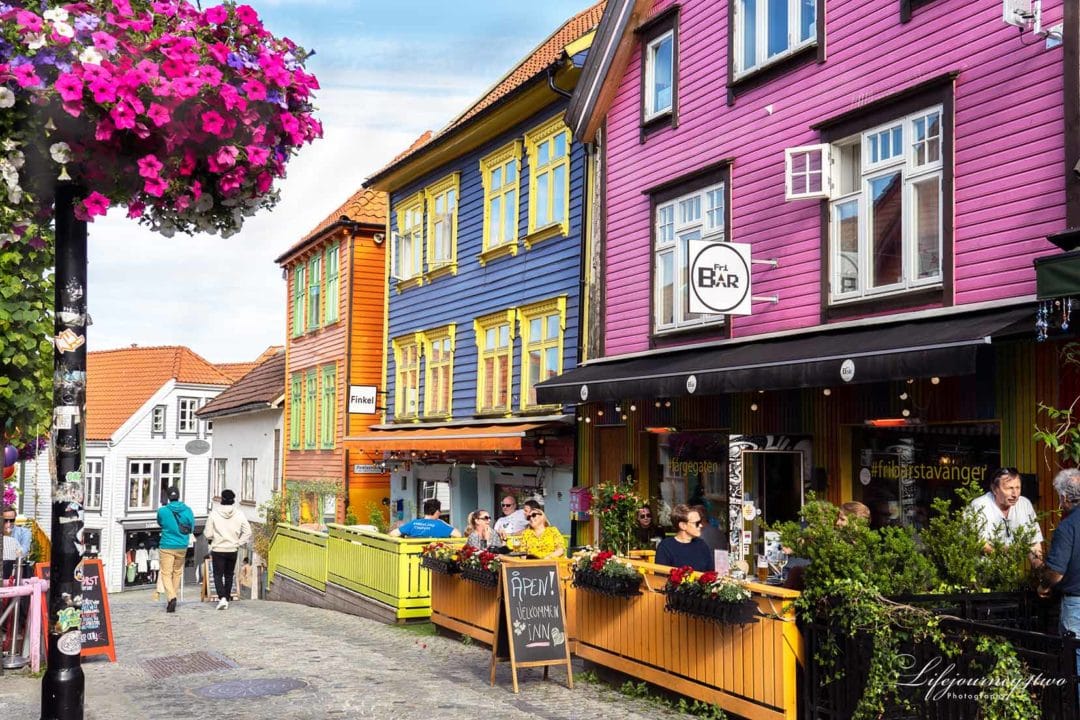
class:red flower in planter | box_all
[698,571,719,585]
[668,565,694,586]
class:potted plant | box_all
[419,541,461,575]
[593,482,645,556]
[458,545,501,587]
[662,566,758,625]
[572,549,642,598]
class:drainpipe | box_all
[547,64,573,99]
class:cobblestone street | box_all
[0,593,695,719]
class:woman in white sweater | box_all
[203,489,252,609]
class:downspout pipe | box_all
[547,64,573,99]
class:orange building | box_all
[275,189,389,523]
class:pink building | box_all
[538,0,1080,568]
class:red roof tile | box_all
[369,2,604,182]
[198,350,286,419]
[277,188,387,265]
[86,346,233,441]
[214,345,284,381]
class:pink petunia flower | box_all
[146,103,170,127]
[127,201,146,218]
[137,154,163,179]
[170,76,202,99]
[178,151,197,177]
[54,73,84,102]
[241,79,266,101]
[81,192,111,219]
[91,31,118,52]
[246,145,269,166]
[218,84,247,112]
[235,5,260,25]
[89,77,118,104]
[113,0,134,18]
[15,10,43,33]
[110,101,136,129]
[196,65,222,88]
[143,176,167,197]
[255,172,273,194]
[204,5,228,24]
[200,110,226,136]
[61,98,84,118]
[207,43,230,64]
[12,64,42,89]
[94,117,116,141]
[208,145,239,172]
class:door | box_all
[742,450,804,554]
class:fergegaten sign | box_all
[689,241,752,315]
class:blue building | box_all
[356,3,605,534]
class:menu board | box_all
[35,558,116,662]
[489,561,572,693]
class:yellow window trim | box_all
[480,141,523,255]
[524,116,572,238]
[423,172,460,279]
[394,191,426,283]
[421,324,456,420]
[478,242,518,267]
[395,276,424,292]
[522,223,565,250]
[473,309,517,415]
[391,332,423,420]
[517,296,567,412]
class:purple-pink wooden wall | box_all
[603,0,1064,355]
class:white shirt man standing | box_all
[493,495,527,540]
[969,467,1043,567]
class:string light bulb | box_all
[930,377,940,385]
[823,388,832,396]
[902,408,911,417]
[750,403,759,412]
[899,392,908,401]
[630,404,637,412]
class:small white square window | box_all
[784,144,832,200]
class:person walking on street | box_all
[155,487,194,613]
[204,489,252,610]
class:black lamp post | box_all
[40,183,87,720]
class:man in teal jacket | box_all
[156,487,194,613]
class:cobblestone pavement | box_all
[0,593,696,720]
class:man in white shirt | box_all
[969,467,1043,567]
[492,495,527,540]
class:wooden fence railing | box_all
[267,524,327,591]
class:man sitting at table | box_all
[389,499,461,539]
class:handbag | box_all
[170,506,193,535]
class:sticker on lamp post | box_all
[689,241,752,316]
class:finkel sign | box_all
[689,241,752,316]
[348,385,378,414]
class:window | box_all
[474,310,515,414]
[151,405,166,436]
[645,31,674,120]
[785,105,945,304]
[324,243,340,324]
[84,458,103,510]
[423,325,455,418]
[289,372,302,449]
[392,334,421,419]
[734,0,817,78]
[425,173,459,277]
[203,418,213,437]
[320,363,336,449]
[393,192,425,283]
[524,117,571,239]
[159,460,183,506]
[291,264,305,336]
[305,369,318,448]
[479,142,522,264]
[128,460,154,511]
[213,457,227,498]
[307,254,321,331]
[652,172,730,333]
[241,458,256,503]
[518,298,566,409]
[177,397,198,434]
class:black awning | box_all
[536,306,1032,404]
[1035,251,1080,300]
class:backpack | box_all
[170,506,193,535]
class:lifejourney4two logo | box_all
[897,654,1069,702]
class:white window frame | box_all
[151,405,166,435]
[653,181,728,334]
[159,460,184,506]
[784,106,944,304]
[127,460,154,511]
[242,458,256,503]
[393,192,425,282]
[84,458,103,511]
[734,0,817,79]
[784,144,832,200]
[213,457,227,499]
[177,397,198,434]
[644,30,675,120]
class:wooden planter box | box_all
[420,556,459,575]
[460,566,499,587]
[663,589,759,625]
[572,567,642,598]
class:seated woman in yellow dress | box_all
[519,507,565,559]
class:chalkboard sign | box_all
[489,560,572,693]
[35,558,116,662]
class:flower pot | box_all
[460,566,499,587]
[663,588,759,625]
[420,556,460,575]
[572,567,642,598]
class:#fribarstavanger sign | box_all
[689,241,753,316]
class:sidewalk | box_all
[0,593,696,719]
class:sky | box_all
[87,0,599,363]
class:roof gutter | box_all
[275,218,384,265]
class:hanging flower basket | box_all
[664,589,759,625]
[420,555,459,575]
[572,566,642,598]
[460,566,499,588]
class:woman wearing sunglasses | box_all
[655,503,714,572]
[519,506,565,559]
[465,509,497,551]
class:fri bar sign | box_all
[348,385,377,414]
